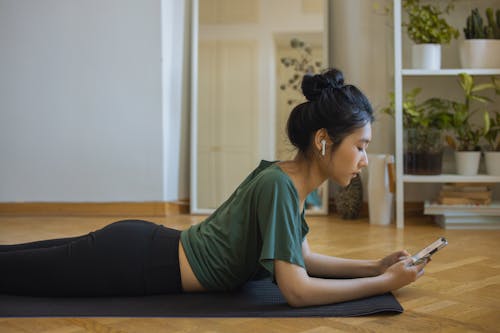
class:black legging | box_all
[0,220,182,297]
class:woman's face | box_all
[326,123,371,187]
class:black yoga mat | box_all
[0,279,403,318]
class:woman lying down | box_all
[0,69,426,307]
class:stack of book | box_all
[425,183,500,229]
[424,201,500,229]
[438,183,492,205]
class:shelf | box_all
[424,202,500,229]
[434,215,500,230]
[424,200,500,216]
[392,0,500,228]
[402,69,500,76]
[402,174,500,183]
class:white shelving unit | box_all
[402,174,500,183]
[402,69,500,76]
[393,0,500,228]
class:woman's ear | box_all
[313,129,331,155]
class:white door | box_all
[198,40,258,208]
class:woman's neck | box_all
[277,153,327,205]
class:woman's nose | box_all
[360,151,369,168]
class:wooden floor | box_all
[1,214,499,332]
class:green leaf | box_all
[459,73,473,94]
[472,83,495,92]
[470,95,493,104]
[484,111,491,135]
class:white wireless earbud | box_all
[321,139,326,156]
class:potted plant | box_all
[446,106,488,176]
[484,111,500,176]
[382,88,453,175]
[445,73,498,175]
[402,0,459,70]
[460,8,500,69]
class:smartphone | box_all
[410,237,448,266]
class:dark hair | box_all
[286,68,374,154]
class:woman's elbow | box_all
[280,283,311,308]
[282,292,303,308]
[274,260,313,307]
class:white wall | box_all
[330,0,394,156]
[162,0,191,201]
[0,0,168,202]
[330,0,400,200]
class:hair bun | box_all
[323,68,344,88]
[301,68,345,101]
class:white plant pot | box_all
[485,151,500,176]
[455,151,481,176]
[459,39,500,69]
[412,44,441,70]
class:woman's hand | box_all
[383,258,427,290]
[377,250,411,275]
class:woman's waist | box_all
[178,239,207,292]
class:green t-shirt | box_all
[180,160,309,291]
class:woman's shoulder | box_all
[252,162,298,200]
[255,162,293,186]
[233,160,298,206]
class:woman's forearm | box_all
[276,259,423,308]
[276,260,396,308]
[293,274,391,307]
[304,252,381,278]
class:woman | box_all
[0,68,426,307]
